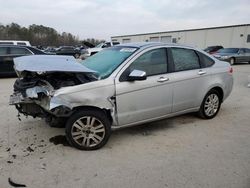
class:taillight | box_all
[229,67,233,74]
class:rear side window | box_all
[10,47,32,55]
[0,42,13,45]
[198,52,215,67]
[239,49,244,54]
[17,42,27,46]
[171,48,200,71]
[0,47,8,55]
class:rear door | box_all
[169,47,211,112]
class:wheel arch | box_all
[72,105,113,125]
[208,86,224,102]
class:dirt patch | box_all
[49,135,70,146]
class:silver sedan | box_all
[10,42,233,150]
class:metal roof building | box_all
[111,24,250,49]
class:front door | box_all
[115,48,173,126]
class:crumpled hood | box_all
[14,55,95,76]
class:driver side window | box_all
[128,48,168,77]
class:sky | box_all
[0,0,250,40]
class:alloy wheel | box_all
[204,94,219,117]
[71,116,105,147]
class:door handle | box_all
[198,70,206,75]
[157,77,169,82]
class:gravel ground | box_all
[0,64,250,188]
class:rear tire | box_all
[198,89,221,119]
[65,109,111,150]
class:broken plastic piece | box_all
[8,178,26,187]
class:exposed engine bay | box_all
[12,71,97,116]
[9,55,98,125]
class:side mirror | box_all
[128,70,147,81]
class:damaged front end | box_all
[10,78,73,118]
[9,55,98,120]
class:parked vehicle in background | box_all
[75,44,93,59]
[83,41,120,57]
[9,42,233,150]
[0,45,45,77]
[0,40,31,46]
[82,41,95,48]
[55,46,80,58]
[204,46,223,54]
[43,46,57,55]
[213,48,250,65]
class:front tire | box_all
[65,109,111,150]
[230,57,235,65]
[198,89,221,119]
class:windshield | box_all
[81,46,138,79]
[217,48,239,53]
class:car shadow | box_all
[111,113,198,137]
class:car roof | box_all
[117,42,194,49]
[0,44,26,47]
[0,45,45,54]
[224,47,242,49]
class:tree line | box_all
[0,23,104,47]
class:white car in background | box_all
[84,41,120,57]
[0,40,31,46]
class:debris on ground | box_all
[49,135,70,146]
[8,178,26,187]
[26,146,34,152]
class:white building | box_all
[111,24,250,49]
